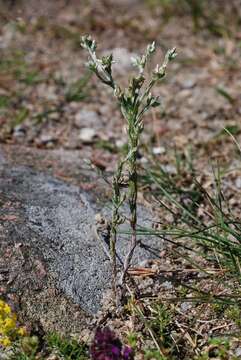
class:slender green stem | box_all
[110,204,118,299]
[121,129,139,285]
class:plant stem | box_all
[110,158,126,302]
[121,129,139,285]
[110,207,118,300]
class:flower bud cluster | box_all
[81,35,176,131]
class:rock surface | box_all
[0,150,163,319]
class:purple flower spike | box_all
[90,327,134,360]
[123,346,134,360]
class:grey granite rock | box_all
[0,162,163,315]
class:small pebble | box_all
[180,302,192,312]
[116,139,125,148]
[235,177,241,189]
[182,78,196,89]
[162,281,173,290]
[75,110,100,128]
[79,128,97,143]
[13,125,26,138]
[152,146,166,155]
[140,157,148,164]
[39,134,56,145]
[235,347,241,357]
[162,164,177,175]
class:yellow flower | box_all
[3,318,16,332]
[4,304,11,315]
[0,337,11,347]
[18,327,26,336]
[0,299,26,347]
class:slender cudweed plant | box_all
[81,35,176,299]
